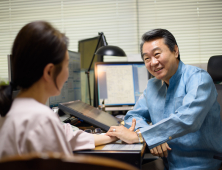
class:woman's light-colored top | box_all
[0,98,95,158]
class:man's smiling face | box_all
[142,38,179,84]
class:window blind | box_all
[138,0,222,64]
[0,0,137,80]
[0,0,222,80]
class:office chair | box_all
[207,55,222,120]
[208,56,222,167]
[0,152,138,170]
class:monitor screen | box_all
[8,54,20,98]
[94,62,149,108]
[78,36,104,70]
[58,100,119,131]
[49,50,81,107]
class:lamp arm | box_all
[85,32,107,105]
[87,32,107,72]
[101,32,107,46]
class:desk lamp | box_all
[85,32,126,105]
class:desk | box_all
[74,141,146,169]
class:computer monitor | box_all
[78,36,105,106]
[94,62,149,111]
[49,50,81,107]
[78,36,104,70]
[7,55,13,84]
[58,100,120,131]
[7,54,20,98]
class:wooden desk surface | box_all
[95,141,146,157]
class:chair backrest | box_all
[207,55,222,120]
[215,84,222,120]
[0,152,138,170]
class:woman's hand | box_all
[150,142,171,157]
[93,134,118,146]
[106,118,139,144]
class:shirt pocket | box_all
[174,95,185,111]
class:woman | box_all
[0,21,117,158]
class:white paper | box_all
[102,144,143,150]
[127,54,143,62]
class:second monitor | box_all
[94,62,149,111]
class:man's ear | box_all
[43,63,54,82]
[174,45,179,58]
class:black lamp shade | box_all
[95,45,126,56]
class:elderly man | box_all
[107,29,222,170]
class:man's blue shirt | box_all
[124,61,222,170]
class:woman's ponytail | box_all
[0,83,13,117]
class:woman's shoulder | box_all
[8,98,59,123]
[0,98,62,141]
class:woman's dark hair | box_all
[140,28,180,60]
[0,21,69,117]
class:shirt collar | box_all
[169,60,185,85]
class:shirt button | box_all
[169,136,172,140]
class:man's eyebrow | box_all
[142,47,161,57]
[152,47,161,51]
[142,53,148,57]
